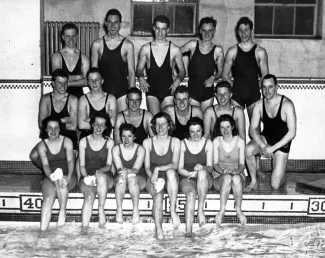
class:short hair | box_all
[151,112,175,136]
[52,68,69,82]
[61,22,79,36]
[105,9,122,22]
[174,86,190,98]
[185,117,204,139]
[127,87,142,99]
[86,67,103,80]
[153,15,170,28]
[119,123,137,140]
[212,114,238,139]
[89,112,112,139]
[261,73,278,86]
[199,17,217,29]
[214,81,232,94]
[39,115,64,139]
[236,16,254,31]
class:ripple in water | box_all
[0,222,325,257]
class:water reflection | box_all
[1,222,325,257]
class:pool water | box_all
[1,222,325,257]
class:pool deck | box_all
[0,170,325,224]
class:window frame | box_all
[131,0,199,37]
[254,0,322,39]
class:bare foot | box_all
[215,210,224,226]
[81,226,89,235]
[198,210,206,227]
[132,209,140,225]
[236,209,247,226]
[115,208,123,224]
[56,212,66,227]
[170,211,180,229]
[98,207,106,228]
[39,230,46,238]
[156,229,164,240]
[257,168,265,179]
[244,182,259,193]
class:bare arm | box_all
[38,95,50,129]
[107,95,117,127]
[178,141,192,177]
[235,107,246,142]
[78,138,88,177]
[143,138,153,178]
[145,111,154,137]
[204,140,213,174]
[125,40,136,88]
[170,46,186,94]
[222,47,236,86]
[64,138,75,181]
[231,137,245,175]
[213,137,223,174]
[180,40,195,54]
[113,114,123,144]
[203,107,215,139]
[90,39,101,67]
[100,139,114,173]
[136,45,149,92]
[257,47,269,85]
[66,54,90,87]
[63,96,78,131]
[37,142,53,182]
[193,106,203,119]
[78,96,91,130]
[128,145,145,174]
[214,46,224,80]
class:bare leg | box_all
[40,178,57,231]
[180,179,197,237]
[115,175,127,224]
[56,185,69,227]
[244,140,262,192]
[200,98,214,113]
[117,95,128,113]
[146,96,161,116]
[161,96,174,110]
[79,180,96,228]
[97,173,112,228]
[232,175,246,225]
[166,169,180,229]
[214,175,231,226]
[147,179,164,239]
[127,175,140,224]
[247,103,264,179]
[271,151,289,190]
[197,170,209,227]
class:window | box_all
[131,0,198,36]
[254,0,321,38]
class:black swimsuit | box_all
[50,93,78,150]
[99,37,129,100]
[59,51,83,99]
[172,105,193,140]
[147,42,173,103]
[122,110,148,144]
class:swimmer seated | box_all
[143,112,181,240]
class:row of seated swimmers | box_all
[52,9,269,116]
[30,69,296,239]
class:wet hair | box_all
[39,115,64,139]
[61,22,79,36]
[52,68,69,82]
[261,73,278,86]
[105,9,122,22]
[90,112,112,139]
[153,15,170,28]
[174,86,190,98]
[119,123,137,140]
[199,17,217,29]
[236,16,254,31]
[127,87,142,99]
[212,114,238,139]
[151,112,175,136]
[214,81,232,94]
[86,67,103,80]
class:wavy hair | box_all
[212,114,238,139]
[151,112,175,136]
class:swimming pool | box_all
[1,222,325,257]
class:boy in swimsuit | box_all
[136,15,185,115]
[91,9,135,113]
[51,23,90,99]
[245,74,296,191]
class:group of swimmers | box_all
[29,8,297,239]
